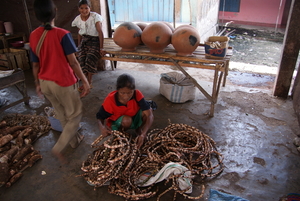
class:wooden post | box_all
[292,63,300,127]
[91,0,108,71]
[174,0,181,28]
[22,0,32,36]
[90,0,101,13]
[273,0,300,98]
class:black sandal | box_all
[147,100,157,111]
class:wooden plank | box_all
[103,38,232,61]
[0,66,9,70]
[0,48,30,70]
[15,52,30,70]
[0,97,30,113]
[104,50,228,64]
[19,53,26,67]
[7,54,17,70]
[170,58,213,102]
[0,60,9,67]
[15,54,23,68]
[178,61,224,71]
[0,69,30,112]
[1,49,9,53]
[103,56,225,71]
[0,53,8,60]
[20,53,30,70]
[0,70,25,90]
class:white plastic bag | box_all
[0,70,14,78]
[159,72,195,103]
[136,162,193,193]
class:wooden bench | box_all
[0,69,30,113]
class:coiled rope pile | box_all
[80,123,224,200]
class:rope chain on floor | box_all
[79,122,224,200]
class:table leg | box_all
[222,60,229,87]
[14,81,30,105]
[170,59,213,102]
[170,58,224,117]
[210,65,224,117]
[108,54,117,70]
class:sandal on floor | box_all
[71,134,85,148]
[78,134,84,143]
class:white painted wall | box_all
[195,0,219,43]
[178,0,219,43]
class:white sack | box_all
[159,72,195,103]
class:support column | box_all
[273,0,300,98]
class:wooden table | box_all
[102,38,232,117]
[0,69,30,113]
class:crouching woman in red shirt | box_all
[96,73,154,149]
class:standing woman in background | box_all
[72,0,105,91]
[30,0,90,163]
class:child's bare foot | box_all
[52,150,67,164]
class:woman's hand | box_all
[100,49,106,57]
[36,85,44,99]
[100,125,112,137]
[136,134,146,149]
[80,82,90,98]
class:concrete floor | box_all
[0,62,299,201]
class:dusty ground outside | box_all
[216,26,298,94]
[226,26,285,67]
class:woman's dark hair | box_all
[33,0,56,30]
[78,0,91,7]
[116,74,136,90]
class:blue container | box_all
[204,36,229,59]
[204,45,227,58]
